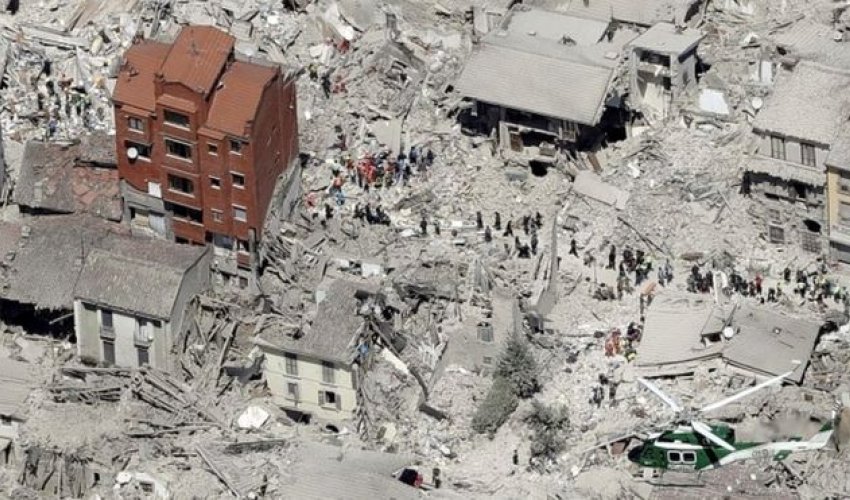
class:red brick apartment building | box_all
[112,26,298,285]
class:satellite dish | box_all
[751,97,763,110]
[127,147,138,160]
[723,326,735,339]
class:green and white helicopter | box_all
[628,371,835,472]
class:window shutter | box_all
[318,391,325,405]
[336,394,342,410]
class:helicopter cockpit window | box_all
[682,452,697,463]
[667,451,681,463]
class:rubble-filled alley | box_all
[1,0,850,498]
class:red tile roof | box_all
[205,61,278,138]
[159,26,234,96]
[113,41,170,111]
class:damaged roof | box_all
[827,123,850,171]
[723,305,820,384]
[528,0,698,27]
[456,6,624,125]
[205,61,278,138]
[752,61,850,146]
[456,43,614,125]
[629,22,703,54]
[159,25,234,96]
[14,141,121,220]
[255,279,378,363]
[0,215,124,310]
[772,20,850,72]
[500,7,611,45]
[283,441,417,499]
[636,294,726,369]
[0,358,34,419]
[74,241,209,319]
[113,40,170,112]
[638,294,820,383]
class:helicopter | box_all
[628,370,835,472]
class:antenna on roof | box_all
[190,31,199,57]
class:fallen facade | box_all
[627,22,703,121]
[253,279,379,423]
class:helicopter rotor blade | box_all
[691,420,736,452]
[700,371,793,413]
[637,377,683,413]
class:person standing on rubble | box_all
[494,212,502,231]
[608,245,616,270]
[531,232,538,255]
[476,211,483,230]
[420,215,428,236]
[484,226,492,242]
[321,73,332,98]
[504,221,513,237]
[569,238,579,257]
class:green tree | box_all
[526,400,570,470]
[471,376,518,435]
[496,333,539,398]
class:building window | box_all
[100,309,114,337]
[230,139,243,154]
[668,451,681,463]
[319,390,340,409]
[233,205,247,222]
[231,172,245,188]
[840,202,850,228]
[207,143,218,155]
[165,138,192,160]
[839,172,850,194]
[128,116,144,131]
[284,353,298,375]
[770,135,786,160]
[322,361,335,384]
[164,110,190,128]
[210,177,221,189]
[768,224,785,243]
[682,452,696,464]
[102,340,115,365]
[135,319,155,346]
[125,141,151,160]
[168,174,194,195]
[212,210,223,223]
[237,239,249,253]
[477,324,493,343]
[801,143,816,167]
[286,382,300,401]
[166,202,203,224]
[137,346,150,367]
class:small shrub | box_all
[526,400,570,469]
[471,376,518,435]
